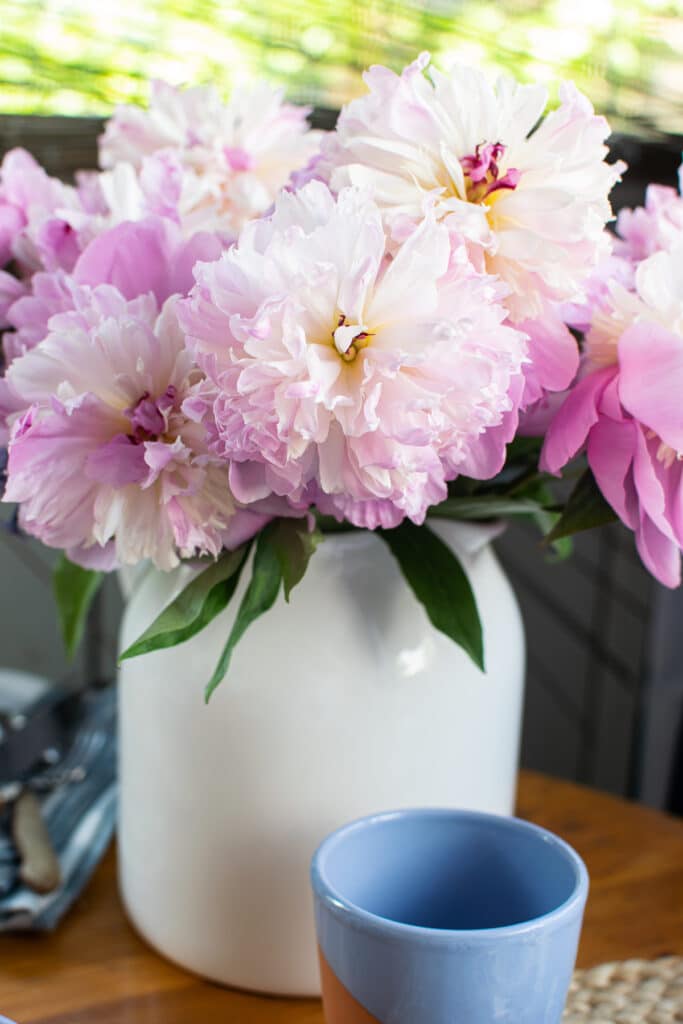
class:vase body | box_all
[117,521,525,996]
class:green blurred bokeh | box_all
[1,0,682,136]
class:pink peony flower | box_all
[1,216,223,368]
[3,289,265,569]
[179,181,528,530]
[0,148,100,275]
[99,80,321,237]
[615,161,683,262]
[0,149,63,265]
[321,53,624,325]
[0,142,233,288]
[542,245,683,587]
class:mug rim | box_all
[311,808,589,946]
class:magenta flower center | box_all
[461,142,520,204]
[126,385,178,442]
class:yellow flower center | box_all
[332,313,373,363]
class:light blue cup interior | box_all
[317,809,582,930]
[312,809,589,1024]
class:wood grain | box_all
[1,771,682,1023]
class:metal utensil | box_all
[0,672,89,896]
[12,790,62,894]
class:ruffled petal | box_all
[541,365,616,474]
[618,321,683,455]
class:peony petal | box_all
[0,270,26,330]
[631,424,675,541]
[618,321,683,454]
[86,434,148,486]
[541,365,616,474]
[635,513,681,589]
[67,540,119,571]
[517,313,580,406]
[586,417,638,530]
[229,460,274,503]
[74,217,179,304]
[221,509,271,549]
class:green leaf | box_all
[269,517,322,601]
[119,545,250,662]
[53,555,103,660]
[379,522,484,672]
[205,526,283,702]
[428,495,546,521]
[532,508,574,561]
[516,480,573,562]
[544,469,618,544]
[314,514,359,535]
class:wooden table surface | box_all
[1,771,683,1023]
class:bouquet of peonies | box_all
[1,56,680,698]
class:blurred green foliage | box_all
[1,0,683,136]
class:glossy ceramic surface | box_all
[312,809,589,1024]
[118,522,525,994]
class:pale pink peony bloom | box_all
[99,79,321,237]
[1,216,222,367]
[0,140,233,287]
[322,53,624,325]
[542,245,683,587]
[3,289,265,570]
[615,161,683,262]
[0,148,103,275]
[0,149,64,266]
[179,181,528,529]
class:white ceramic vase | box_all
[117,521,525,996]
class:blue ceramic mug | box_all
[311,808,588,1024]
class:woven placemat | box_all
[564,957,683,1022]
